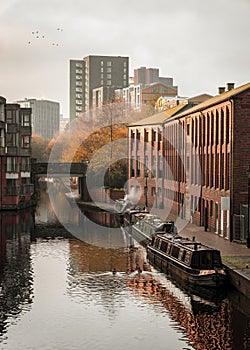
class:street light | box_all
[145,169,149,208]
[247,166,250,248]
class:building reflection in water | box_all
[0,210,34,338]
[67,233,250,350]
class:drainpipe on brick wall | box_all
[199,112,204,228]
[0,158,2,207]
[229,98,234,241]
[178,120,182,217]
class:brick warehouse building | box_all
[0,96,34,210]
[128,82,250,242]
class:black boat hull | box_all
[147,246,226,288]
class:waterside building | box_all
[0,96,34,210]
[128,82,250,243]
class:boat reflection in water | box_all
[67,235,233,350]
[0,210,34,337]
[126,267,232,350]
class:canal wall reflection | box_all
[0,187,249,349]
[0,210,34,338]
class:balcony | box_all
[20,126,31,135]
[0,147,5,155]
[5,186,20,196]
[7,124,18,133]
[20,184,34,195]
[20,148,31,156]
[6,146,18,156]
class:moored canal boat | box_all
[147,232,227,288]
[123,208,177,247]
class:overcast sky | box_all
[0,0,249,117]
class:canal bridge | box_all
[31,162,87,177]
[31,161,90,201]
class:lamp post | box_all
[145,169,149,208]
[247,166,250,248]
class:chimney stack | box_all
[218,87,226,94]
[226,83,235,91]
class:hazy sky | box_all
[0,0,249,117]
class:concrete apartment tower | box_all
[134,66,175,87]
[17,99,60,140]
[69,55,129,122]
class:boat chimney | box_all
[218,86,225,94]
[192,236,195,241]
[226,82,235,91]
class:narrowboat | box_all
[147,232,227,288]
[123,208,177,247]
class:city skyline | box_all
[0,0,249,118]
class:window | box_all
[6,157,18,172]
[107,67,111,73]
[123,74,127,79]
[0,128,4,147]
[6,133,18,147]
[107,61,112,67]
[107,80,111,85]
[21,114,30,126]
[171,246,180,259]
[107,74,111,79]
[76,81,82,86]
[160,241,168,252]
[21,157,30,172]
[76,87,82,92]
[136,156,140,177]
[22,135,30,148]
[6,110,14,123]
[151,187,156,196]
[0,105,4,122]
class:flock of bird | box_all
[28,28,63,46]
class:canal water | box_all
[0,191,250,350]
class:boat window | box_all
[160,240,168,252]
[184,251,191,265]
[151,236,155,246]
[164,223,173,233]
[213,251,222,267]
[191,252,199,268]
[200,251,213,269]
[171,245,180,259]
[167,243,172,254]
[181,249,186,262]
[155,238,161,248]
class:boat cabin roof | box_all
[154,233,218,252]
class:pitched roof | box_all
[128,102,189,127]
[172,82,250,120]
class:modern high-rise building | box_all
[115,66,178,112]
[17,99,60,140]
[69,55,129,121]
[134,66,176,87]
